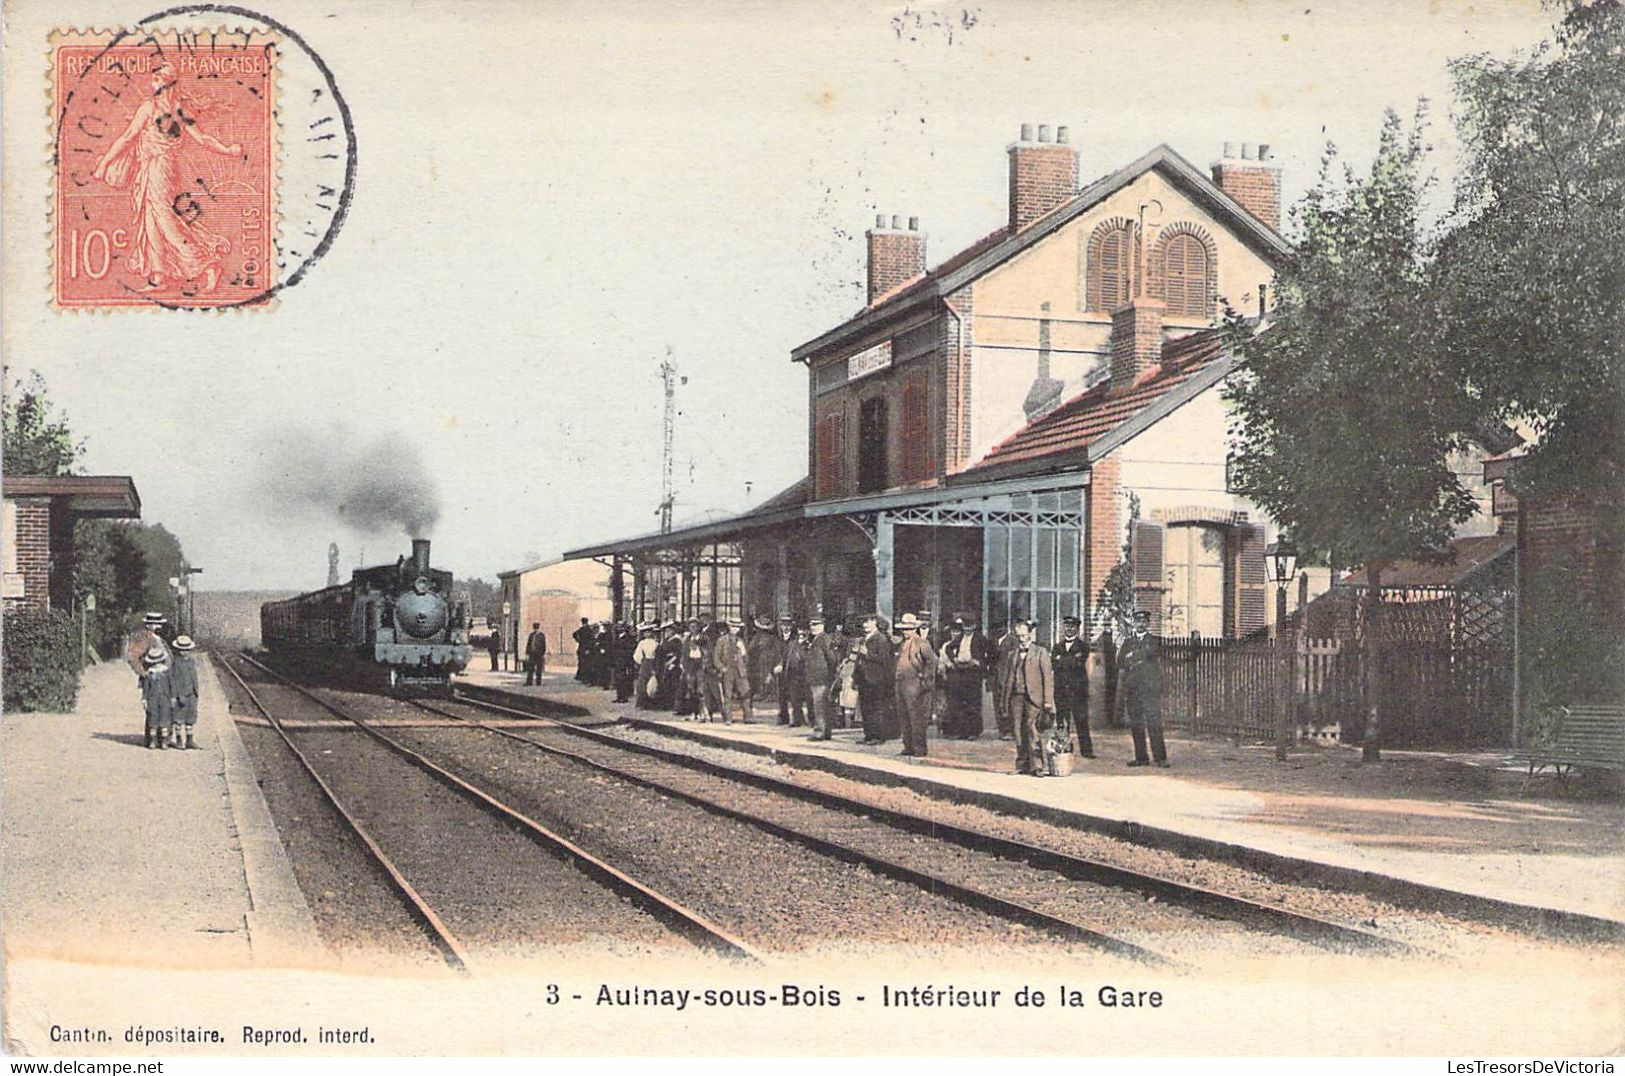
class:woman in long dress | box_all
[91,63,243,292]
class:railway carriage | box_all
[261,539,471,689]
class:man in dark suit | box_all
[856,614,896,744]
[524,622,547,685]
[1001,619,1057,776]
[773,615,810,726]
[1051,614,1094,758]
[1118,610,1168,767]
[804,616,841,740]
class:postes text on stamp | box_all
[52,29,278,309]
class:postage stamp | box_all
[50,29,279,309]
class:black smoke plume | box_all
[252,425,442,539]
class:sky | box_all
[3,0,1557,591]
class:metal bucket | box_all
[1048,752,1075,777]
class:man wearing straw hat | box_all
[714,617,752,724]
[894,613,939,757]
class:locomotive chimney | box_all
[412,538,431,578]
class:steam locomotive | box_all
[260,539,471,690]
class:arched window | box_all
[1086,219,1137,313]
[1156,228,1214,320]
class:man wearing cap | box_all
[1001,619,1057,776]
[939,616,992,739]
[524,622,548,686]
[169,636,202,749]
[1118,610,1168,767]
[894,613,939,757]
[804,616,840,740]
[856,615,897,744]
[715,617,752,723]
[1052,615,1095,759]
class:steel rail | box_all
[237,653,762,963]
[409,696,1169,965]
[213,653,473,974]
[449,691,1420,958]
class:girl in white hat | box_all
[141,646,175,750]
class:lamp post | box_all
[180,567,204,635]
[1265,538,1299,761]
[168,576,182,633]
[81,592,96,667]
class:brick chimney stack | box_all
[1210,141,1282,233]
[1109,296,1166,391]
[1008,123,1079,232]
[866,213,926,305]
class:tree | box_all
[1434,0,1625,499]
[455,577,502,624]
[3,371,82,477]
[1223,105,1481,762]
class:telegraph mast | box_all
[657,347,686,534]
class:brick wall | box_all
[867,227,926,304]
[1522,493,1599,600]
[10,498,53,612]
[942,286,973,471]
[1210,163,1280,233]
[1109,297,1165,389]
[1083,455,1122,617]
[1008,142,1078,231]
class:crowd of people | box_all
[124,611,201,751]
[559,607,1168,778]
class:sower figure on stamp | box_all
[1001,619,1057,776]
[1119,610,1168,767]
[1052,615,1095,759]
[90,63,243,294]
[169,636,201,750]
[525,622,547,685]
[804,616,840,741]
[894,613,939,758]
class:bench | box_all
[1520,704,1625,786]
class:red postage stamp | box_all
[51,30,278,309]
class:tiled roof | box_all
[966,330,1228,472]
[1343,534,1515,588]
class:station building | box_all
[2,475,142,612]
[496,556,614,663]
[567,129,1328,643]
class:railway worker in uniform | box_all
[169,636,201,750]
[486,623,502,672]
[677,619,707,717]
[894,613,939,757]
[773,615,810,726]
[992,621,1021,741]
[1052,615,1095,759]
[855,615,896,745]
[715,617,752,724]
[1001,618,1057,776]
[1118,610,1168,767]
[572,618,594,683]
[939,616,990,739]
[804,616,840,741]
[524,622,548,685]
[140,645,176,750]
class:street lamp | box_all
[181,567,204,634]
[1264,536,1299,762]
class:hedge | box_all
[3,607,83,713]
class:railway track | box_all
[406,688,1421,965]
[217,652,762,970]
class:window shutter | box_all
[900,377,930,482]
[1132,520,1166,632]
[1162,234,1209,319]
[1091,225,1135,312]
[1236,523,1268,636]
[817,411,846,498]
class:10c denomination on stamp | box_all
[51,29,278,309]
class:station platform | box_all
[2,657,322,971]
[457,665,1625,932]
